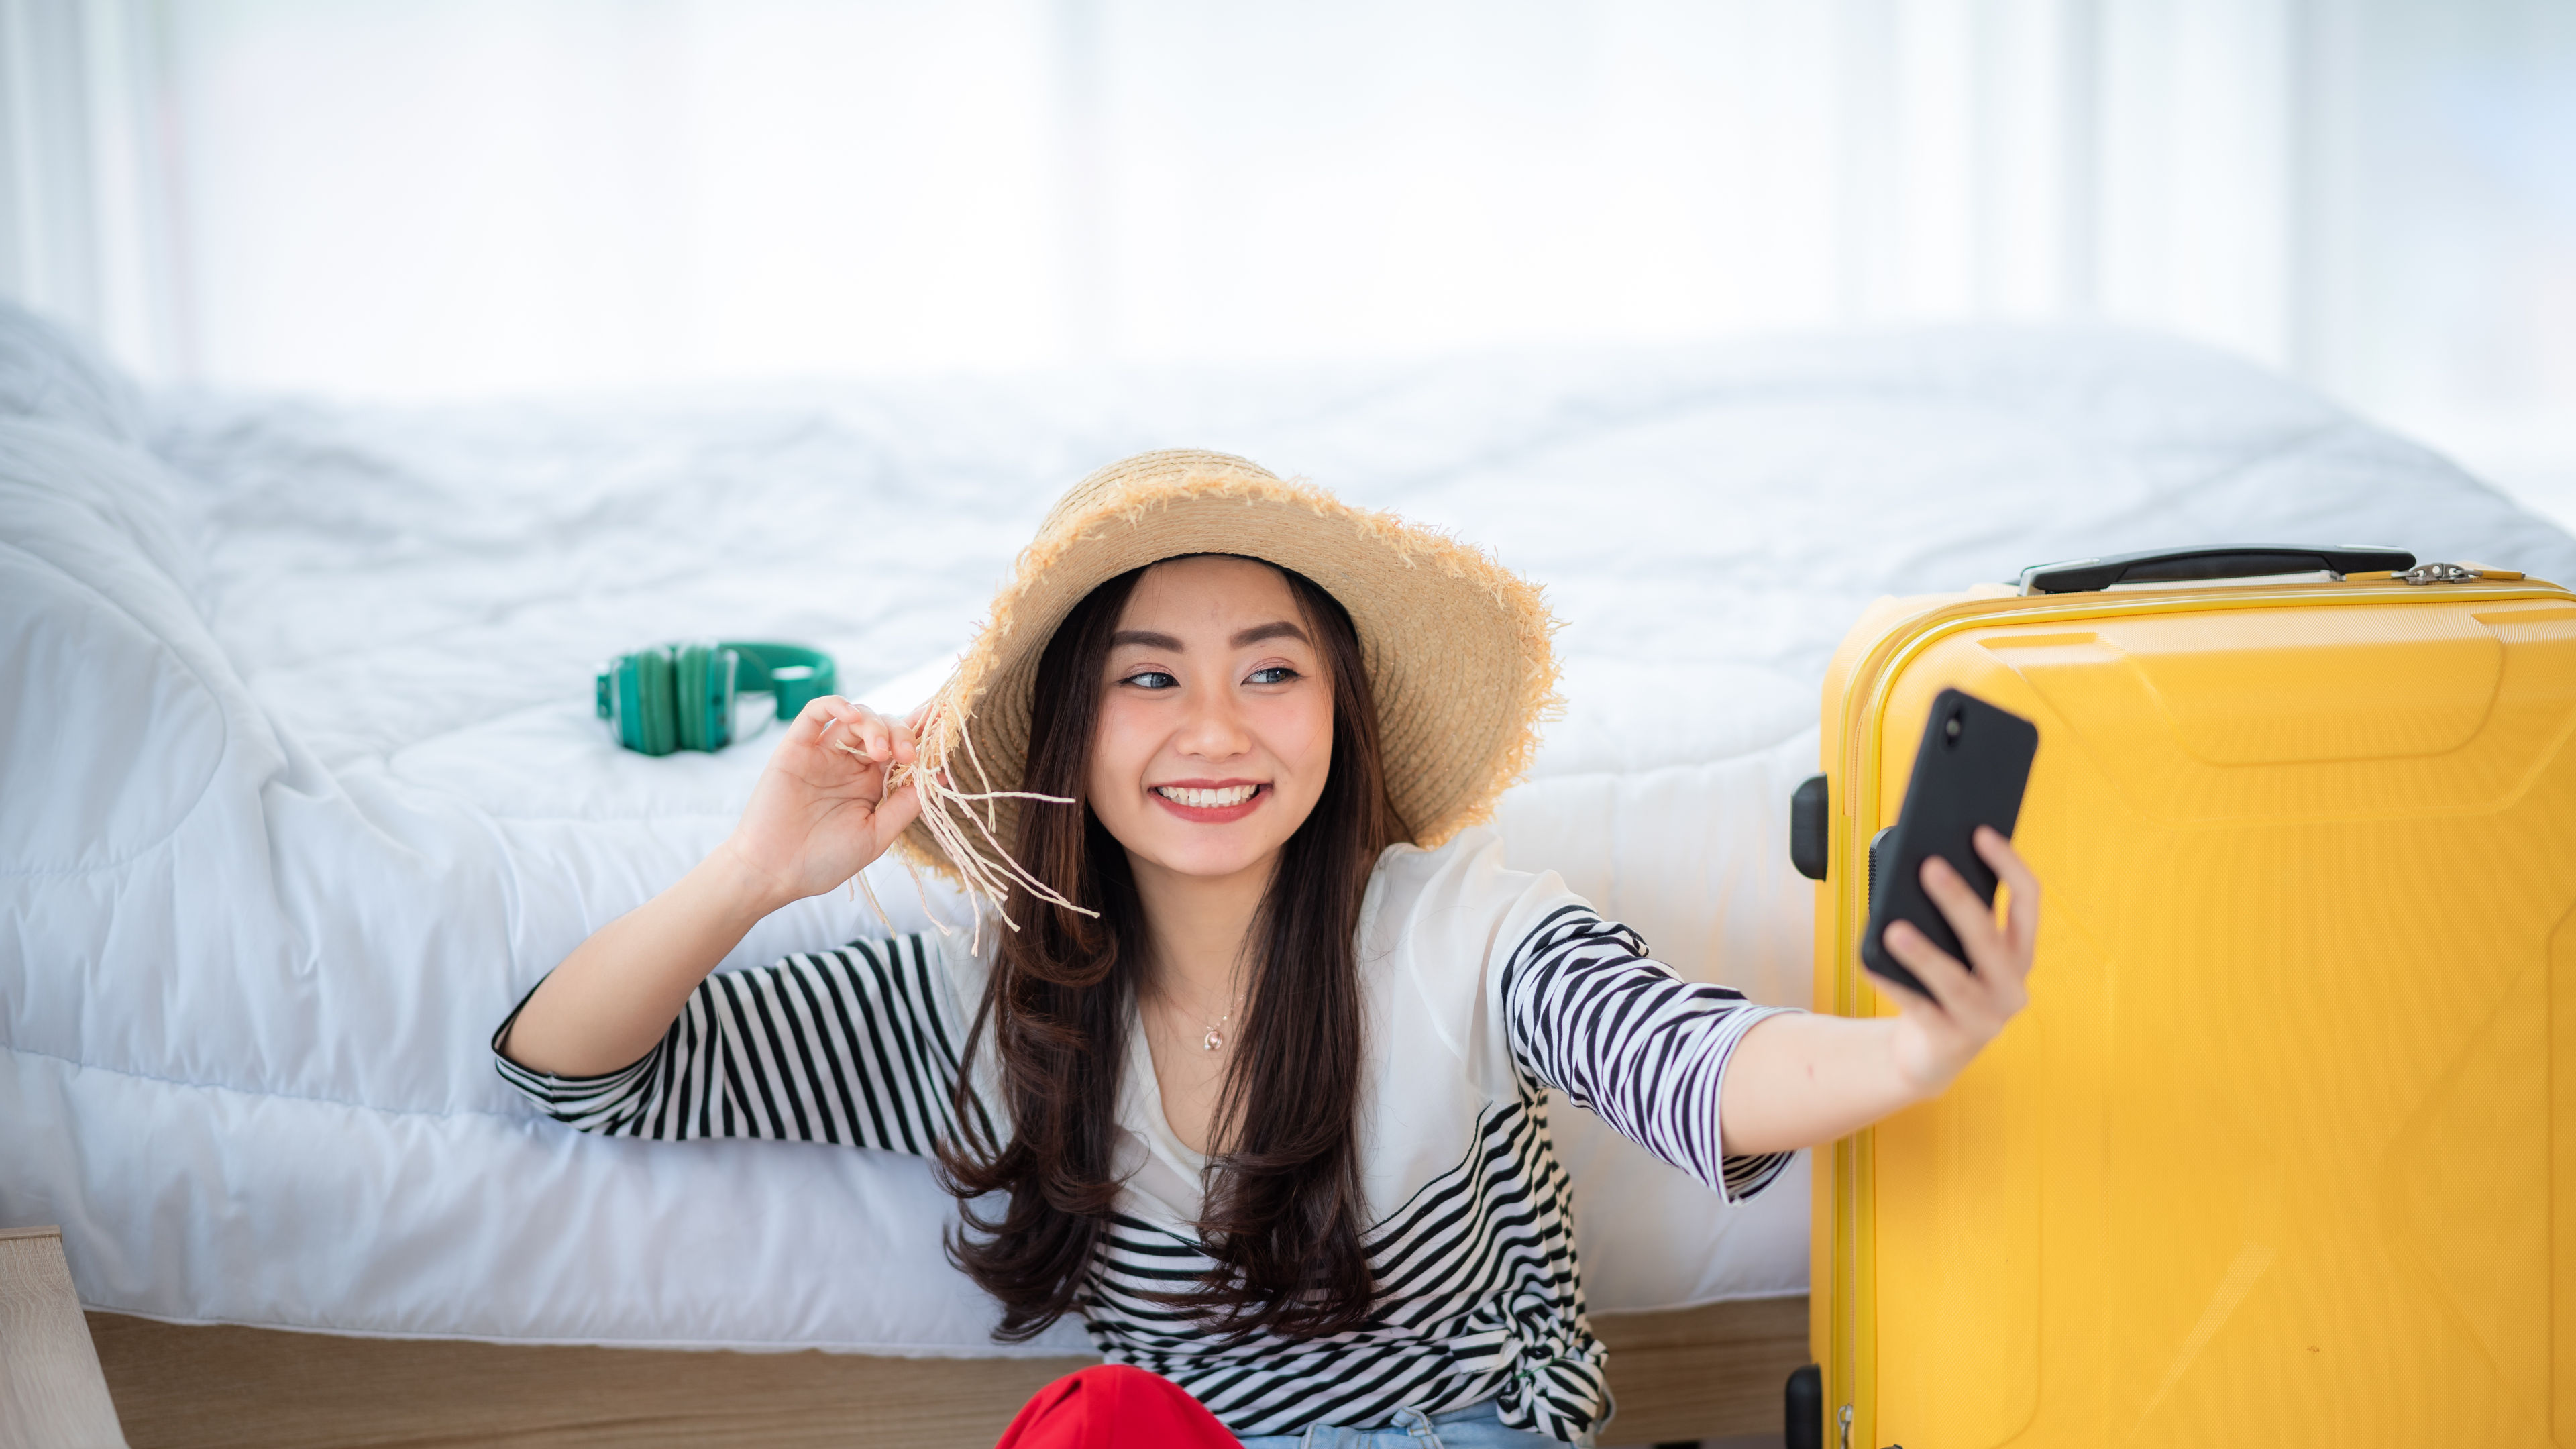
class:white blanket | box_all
[5,305,2569,1355]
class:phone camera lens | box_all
[1944,714,1963,743]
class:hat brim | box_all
[894,450,1560,900]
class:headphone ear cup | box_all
[673,641,738,751]
[633,645,680,756]
[674,643,708,751]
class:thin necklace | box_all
[1199,1003,1234,1053]
[1167,975,1244,1053]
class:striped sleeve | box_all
[490,932,978,1154]
[1498,904,1797,1203]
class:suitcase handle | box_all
[2017,544,2414,595]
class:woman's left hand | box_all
[1877,826,2041,1097]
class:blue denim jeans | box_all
[1233,1399,1584,1448]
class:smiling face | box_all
[1085,555,1335,888]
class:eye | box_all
[1120,669,1179,690]
[1246,665,1300,686]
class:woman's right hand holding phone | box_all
[1719,826,2041,1156]
[1876,826,2041,1097]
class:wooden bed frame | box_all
[87,1295,1807,1447]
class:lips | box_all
[1148,781,1269,823]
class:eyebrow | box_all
[1109,621,1310,652]
[1231,620,1310,648]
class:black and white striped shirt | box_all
[494,829,1793,1442]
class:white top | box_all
[496,828,1796,1440]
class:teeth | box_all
[1156,784,1258,808]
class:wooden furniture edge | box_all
[1593,1294,1807,1443]
[2,1226,132,1448]
[1,1224,78,1242]
[87,1294,1807,1448]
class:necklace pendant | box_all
[1202,1028,1224,1052]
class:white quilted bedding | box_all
[5,305,2569,1355]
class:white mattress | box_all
[5,305,2571,1356]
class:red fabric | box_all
[993,1364,1240,1449]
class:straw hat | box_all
[887,449,1560,907]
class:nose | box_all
[1173,675,1254,763]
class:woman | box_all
[495,451,2038,1448]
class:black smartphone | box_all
[1860,688,2039,999]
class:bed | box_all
[5,301,2570,1446]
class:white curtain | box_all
[3,0,2570,487]
[1,0,178,374]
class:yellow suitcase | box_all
[1789,545,2576,1448]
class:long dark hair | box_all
[936,558,1397,1342]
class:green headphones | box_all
[597,641,838,755]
